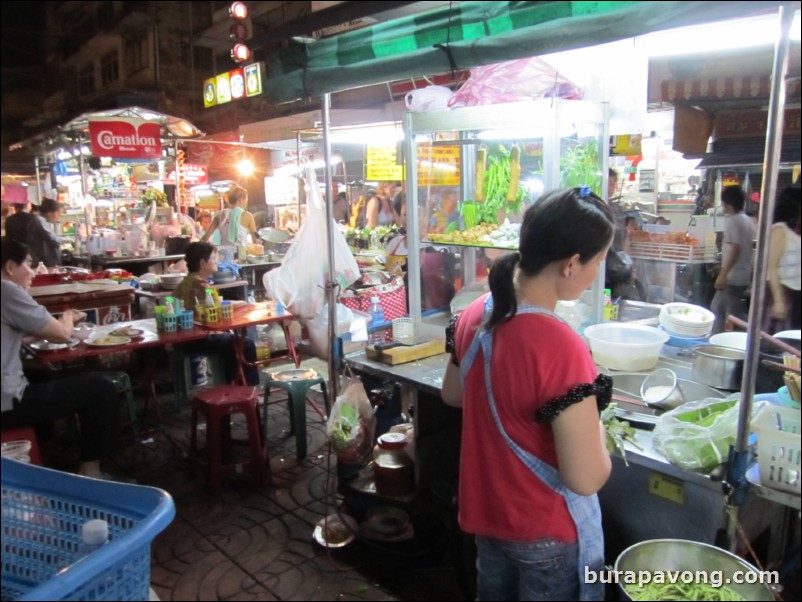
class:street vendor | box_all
[172,241,259,386]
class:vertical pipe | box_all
[403,111,422,326]
[735,3,793,454]
[34,157,43,203]
[77,136,87,197]
[322,93,338,400]
[296,131,303,226]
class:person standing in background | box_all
[202,184,256,246]
[711,185,755,334]
[4,202,38,248]
[333,191,350,224]
[441,187,613,601]
[764,183,801,332]
[366,183,396,228]
[28,198,62,268]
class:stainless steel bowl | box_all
[615,539,774,601]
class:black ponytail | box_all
[485,252,519,330]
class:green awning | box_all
[263,0,785,104]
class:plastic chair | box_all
[190,385,267,493]
[263,368,329,460]
[170,351,227,412]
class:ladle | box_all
[640,368,687,409]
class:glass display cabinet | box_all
[402,99,610,329]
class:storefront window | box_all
[101,50,119,87]
[126,37,149,76]
[77,63,95,97]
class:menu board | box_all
[417,143,460,186]
[366,145,404,181]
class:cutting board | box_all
[366,338,446,365]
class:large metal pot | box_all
[692,345,745,390]
[615,539,774,601]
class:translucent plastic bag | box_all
[448,57,583,107]
[652,396,767,472]
[263,165,360,319]
[326,378,376,464]
[405,85,453,112]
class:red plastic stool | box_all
[1,426,43,466]
[190,385,268,493]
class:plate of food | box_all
[30,338,80,351]
[313,513,358,548]
[109,326,145,338]
[85,335,132,347]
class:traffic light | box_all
[229,2,251,63]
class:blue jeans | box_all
[476,535,579,601]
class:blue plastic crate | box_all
[1,458,175,601]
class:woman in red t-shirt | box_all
[441,187,614,601]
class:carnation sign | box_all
[89,118,162,159]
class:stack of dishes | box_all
[659,302,715,339]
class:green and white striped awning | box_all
[262,0,786,104]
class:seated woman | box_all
[173,242,259,386]
[1,237,120,478]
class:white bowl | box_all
[660,302,715,325]
[583,323,669,371]
[72,323,95,340]
[773,329,801,340]
[709,332,749,351]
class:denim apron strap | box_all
[459,297,605,601]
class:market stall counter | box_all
[30,281,135,325]
[68,254,186,277]
[343,318,791,568]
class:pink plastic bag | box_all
[449,57,583,107]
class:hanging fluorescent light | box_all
[273,156,343,178]
[639,11,801,57]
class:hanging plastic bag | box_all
[326,377,376,464]
[262,165,360,319]
[652,395,767,472]
[405,85,453,112]
[448,57,584,107]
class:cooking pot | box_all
[165,235,191,256]
[692,345,745,390]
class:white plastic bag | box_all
[405,85,453,112]
[305,303,361,359]
[263,165,360,319]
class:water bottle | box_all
[205,289,215,308]
[368,296,385,344]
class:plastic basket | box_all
[204,306,220,325]
[162,314,178,333]
[178,310,195,330]
[219,301,234,321]
[752,405,801,494]
[392,317,414,340]
[1,457,175,601]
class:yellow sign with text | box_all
[417,143,460,186]
[366,145,404,181]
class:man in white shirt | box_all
[711,186,755,334]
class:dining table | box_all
[197,300,301,385]
[24,318,212,432]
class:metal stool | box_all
[190,385,267,493]
[263,368,329,461]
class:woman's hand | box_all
[771,299,787,320]
[65,309,87,324]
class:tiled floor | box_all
[46,357,468,601]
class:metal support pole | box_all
[322,93,339,400]
[725,2,793,536]
[34,157,43,203]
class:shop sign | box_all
[88,118,161,159]
[610,134,642,157]
[203,62,263,108]
[98,304,130,325]
[181,163,208,186]
[416,143,460,186]
[366,145,404,181]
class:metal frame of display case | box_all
[403,99,610,328]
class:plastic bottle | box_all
[368,296,385,344]
[205,289,215,308]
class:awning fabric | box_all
[61,106,204,140]
[263,0,785,105]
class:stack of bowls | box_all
[159,273,185,290]
[659,302,715,339]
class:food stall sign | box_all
[229,68,245,101]
[181,163,208,186]
[416,143,460,186]
[366,145,404,181]
[245,63,263,97]
[203,62,263,108]
[203,78,218,108]
[88,118,162,159]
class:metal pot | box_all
[692,345,745,390]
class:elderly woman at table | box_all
[173,242,259,386]
[1,237,120,478]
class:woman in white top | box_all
[764,184,801,332]
[366,183,397,228]
[202,184,256,246]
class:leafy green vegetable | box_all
[601,404,642,466]
[624,581,745,601]
[329,402,360,450]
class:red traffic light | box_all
[231,44,251,63]
[229,2,248,20]
[229,21,248,41]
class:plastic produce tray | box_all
[751,405,801,495]
[630,241,716,262]
[1,458,175,601]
